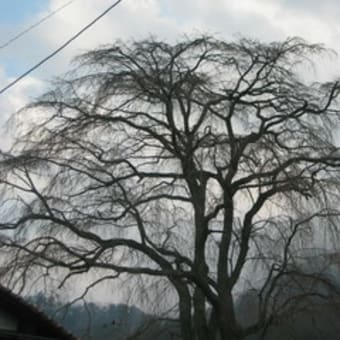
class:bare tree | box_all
[1,36,340,340]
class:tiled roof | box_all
[0,284,78,340]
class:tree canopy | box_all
[1,36,340,340]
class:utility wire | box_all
[0,0,77,51]
[0,0,123,96]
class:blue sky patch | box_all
[0,0,47,24]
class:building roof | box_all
[0,285,77,340]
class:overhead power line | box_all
[0,0,77,51]
[0,0,123,96]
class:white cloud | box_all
[0,67,44,150]
[3,0,340,74]
[1,0,340,119]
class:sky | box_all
[1,0,340,303]
[0,0,46,23]
[1,0,340,137]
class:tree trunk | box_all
[208,307,219,340]
[217,292,241,340]
[176,283,193,340]
[193,287,209,340]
